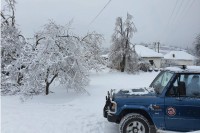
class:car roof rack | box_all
[170,65,187,70]
[181,65,187,70]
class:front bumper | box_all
[103,106,119,123]
[103,90,119,123]
[107,113,119,123]
[103,106,108,118]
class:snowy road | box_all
[1,71,200,133]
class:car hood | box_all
[113,87,156,98]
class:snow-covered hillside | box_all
[1,70,200,133]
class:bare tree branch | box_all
[56,35,80,41]
[1,12,9,26]
[35,35,45,46]
[49,73,58,85]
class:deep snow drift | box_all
[1,70,200,133]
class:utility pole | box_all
[154,42,157,52]
[157,42,160,53]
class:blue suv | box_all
[103,66,200,133]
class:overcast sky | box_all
[3,0,200,48]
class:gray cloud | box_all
[11,0,200,48]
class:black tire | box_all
[119,113,155,133]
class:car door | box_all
[164,73,200,131]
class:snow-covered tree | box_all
[1,0,28,94]
[22,21,90,95]
[1,0,17,70]
[81,32,105,71]
[1,0,104,96]
[109,13,139,73]
[1,0,16,27]
[194,34,200,65]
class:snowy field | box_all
[1,70,200,133]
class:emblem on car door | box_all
[166,107,176,116]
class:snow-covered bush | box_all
[138,60,151,72]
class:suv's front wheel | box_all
[119,113,154,133]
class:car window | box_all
[151,71,174,94]
[167,74,200,98]
[184,74,200,97]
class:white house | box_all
[164,51,196,66]
[135,45,163,68]
[101,54,109,60]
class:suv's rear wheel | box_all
[119,113,154,133]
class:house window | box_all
[149,60,154,66]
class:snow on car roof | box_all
[135,45,163,58]
[165,66,200,73]
[164,51,196,60]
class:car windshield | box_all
[150,71,174,94]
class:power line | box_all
[159,0,196,45]
[181,0,195,19]
[163,0,184,44]
[175,0,195,27]
[171,0,184,26]
[161,0,179,44]
[171,0,196,46]
[166,0,179,29]
[178,0,191,18]
[88,0,112,26]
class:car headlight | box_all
[111,103,116,111]
[109,101,117,113]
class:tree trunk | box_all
[121,29,130,73]
[121,35,129,72]
[17,73,23,86]
[45,72,58,95]
[45,82,50,95]
[120,55,126,72]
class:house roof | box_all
[135,45,163,58]
[164,51,196,61]
[101,54,109,58]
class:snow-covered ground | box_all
[1,70,200,133]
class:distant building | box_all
[101,54,109,60]
[135,45,163,68]
[164,51,196,66]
